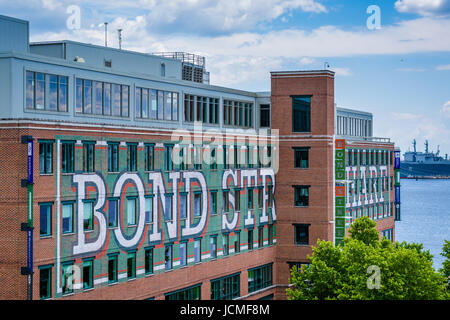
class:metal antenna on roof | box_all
[104,22,108,47]
[118,29,123,50]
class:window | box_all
[83,201,94,231]
[223,190,229,213]
[165,145,173,171]
[210,236,217,259]
[180,193,187,220]
[145,248,154,274]
[268,225,274,245]
[248,264,273,293]
[108,199,118,228]
[145,144,154,171]
[211,273,240,300]
[258,227,264,248]
[108,255,118,284]
[223,234,229,256]
[127,197,137,226]
[235,189,241,212]
[76,79,129,117]
[164,194,173,221]
[194,192,202,217]
[258,187,264,209]
[127,252,136,279]
[234,231,241,253]
[145,197,153,223]
[62,203,74,234]
[61,263,74,295]
[294,186,309,207]
[39,203,52,237]
[294,224,309,245]
[260,104,270,128]
[247,188,253,210]
[248,229,254,251]
[223,99,253,128]
[83,142,95,173]
[180,242,187,267]
[161,63,166,77]
[165,284,201,300]
[165,245,173,270]
[108,143,119,172]
[294,147,309,169]
[39,142,53,174]
[26,71,68,112]
[210,191,217,215]
[61,142,74,174]
[292,96,311,132]
[39,266,52,299]
[127,143,138,171]
[82,259,94,290]
[194,239,202,263]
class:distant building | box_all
[0,14,398,300]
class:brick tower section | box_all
[270,71,336,299]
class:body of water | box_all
[395,179,450,270]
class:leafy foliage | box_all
[287,217,448,300]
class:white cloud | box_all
[331,67,352,76]
[441,101,450,117]
[436,64,450,70]
[395,0,450,16]
[396,67,428,72]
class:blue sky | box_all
[1,0,449,157]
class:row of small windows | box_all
[26,71,68,112]
[24,71,261,128]
[135,87,179,121]
[75,79,129,117]
[348,202,395,221]
[40,141,273,175]
[39,232,275,299]
[347,149,393,166]
[350,176,395,194]
[336,115,372,137]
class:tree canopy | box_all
[287,217,449,300]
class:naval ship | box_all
[400,140,450,178]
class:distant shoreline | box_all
[401,176,450,179]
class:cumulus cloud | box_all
[441,101,450,117]
[395,0,450,16]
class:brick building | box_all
[0,15,399,300]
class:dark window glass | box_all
[83,143,95,173]
[127,144,137,171]
[145,144,154,171]
[294,186,309,207]
[108,143,119,172]
[292,96,311,132]
[108,199,118,228]
[294,224,309,245]
[248,264,273,293]
[145,249,153,274]
[294,147,309,168]
[39,142,53,174]
[39,267,52,299]
[62,203,73,234]
[61,142,74,174]
[108,255,118,283]
[40,204,52,237]
[83,260,93,290]
[127,252,136,279]
[211,273,240,300]
[260,104,270,127]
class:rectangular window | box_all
[223,234,229,256]
[61,263,73,295]
[61,142,74,174]
[210,236,217,259]
[164,194,173,221]
[260,104,270,128]
[108,199,118,228]
[172,92,179,121]
[82,259,93,290]
[180,242,187,267]
[127,252,136,279]
[83,201,94,231]
[26,71,35,110]
[292,96,311,132]
[235,232,241,253]
[194,192,202,217]
[122,85,129,117]
[39,266,52,299]
[158,90,164,120]
[180,193,187,220]
[145,144,154,171]
[248,264,273,293]
[294,186,309,207]
[268,225,274,245]
[127,143,138,172]
[247,188,253,210]
[165,245,172,270]
[210,191,217,215]
[164,91,172,120]
[135,87,142,118]
[104,83,111,115]
[39,142,53,174]
[258,187,264,209]
[223,191,229,213]
[248,229,254,251]
[94,81,103,115]
[145,248,154,274]
[108,143,119,172]
[165,145,173,171]
[26,71,68,112]
[294,147,309,168]
[211,273,240,300]
[258,227,264,248]
[35,72,45,110]
[294,224,309,245]
[83,142,95,173]
[127,197,137,226]
[194,239,201,263]
[40,203,52,237]
[108,255,118,284]
[62,203,74,234]
[145,197,153,223]
[165,285,201,300]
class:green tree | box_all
[440,240,450,297]
[287,217,448,300]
